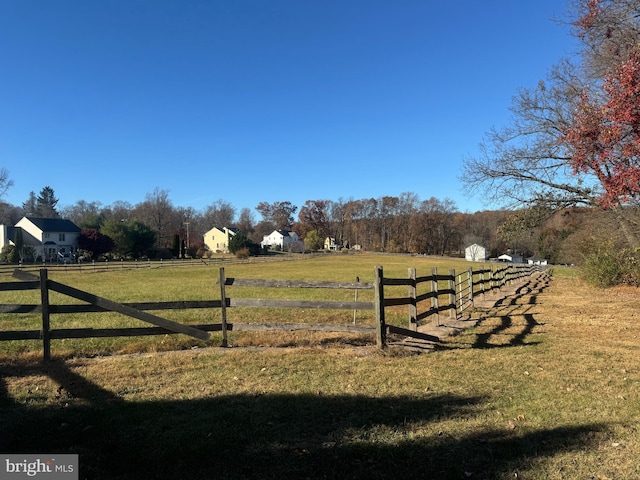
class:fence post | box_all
[39,269,51,362]
[489,265,496,295]
[448,269,456,320]
[456,271,462,314]
[468,267,474,307]
[432,267,440,326]
[218,267,229,347]
[353,276,360,325]
[408,268,417,331]
[374,266,386,349]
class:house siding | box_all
[261,230,302,251]
[203,227,238,253]
[13,217,80,262]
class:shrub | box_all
[0,245,15,263]
[619,248,640,287]
[146,247,173,260]
[303,230,323,251]
[228,232,249,254]
[581,241,622,287]
[235,247,250,259]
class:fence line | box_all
[0,253,314,276]
[0,263,546,360]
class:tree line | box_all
[1,186,505,258]
[460,0,640,285]
[0,182,629,270]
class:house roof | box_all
[21,217,81,233]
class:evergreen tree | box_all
[35,186,59,218]
[22,191,37,216]
[171,233,181,258]
[101,218,156,259]
[228,231,250,254]
[13,227,23,261]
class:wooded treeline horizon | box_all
[0,184,628,266]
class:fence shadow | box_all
[492,273,551,308]
[440,273,551,351]
[0,360,605,479]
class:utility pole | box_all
[184,222,190,258]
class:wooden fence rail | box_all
[0,253,317,276]
[0,263,546,360]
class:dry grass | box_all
[1,260,639,478]
[0,253,472,357]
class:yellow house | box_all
[203,227,239,253]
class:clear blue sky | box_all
[0,0,578,217]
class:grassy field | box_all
[0,253,475,358]
[1,254,639,479]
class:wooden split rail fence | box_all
[0,263,545,360]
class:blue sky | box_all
[0,1,578,217]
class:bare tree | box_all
[255,201,297,230]
[202,199,236,228]
[0,168,13,198]
[236,208,255,235]
[102,201,134,223]
[462,60,594,210]
[59,200,104,228]
[133,188,174,248]
[0,203,20,224]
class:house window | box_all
[59,233,66,242]
[44,233,50,239]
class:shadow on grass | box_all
[1,360,605,480]
[492,273,551,308]
[471,312,543,350]
[439,273,551,351]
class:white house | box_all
[465,243,487,262]
[498,253,524,263]
[0,217,81,262]
[527,256,548,266]
[203,226,239,253]
[260,230,303,252]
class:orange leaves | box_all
[563,50,640,207]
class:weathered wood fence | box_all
[0,263,546,360]
[0,254,311,276]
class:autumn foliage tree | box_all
[564,50,640,208]
[78,228,115,259]
[256,201,297,230]
[561,0,640,247]
[463,0,640,251]
[297,200,330,238]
